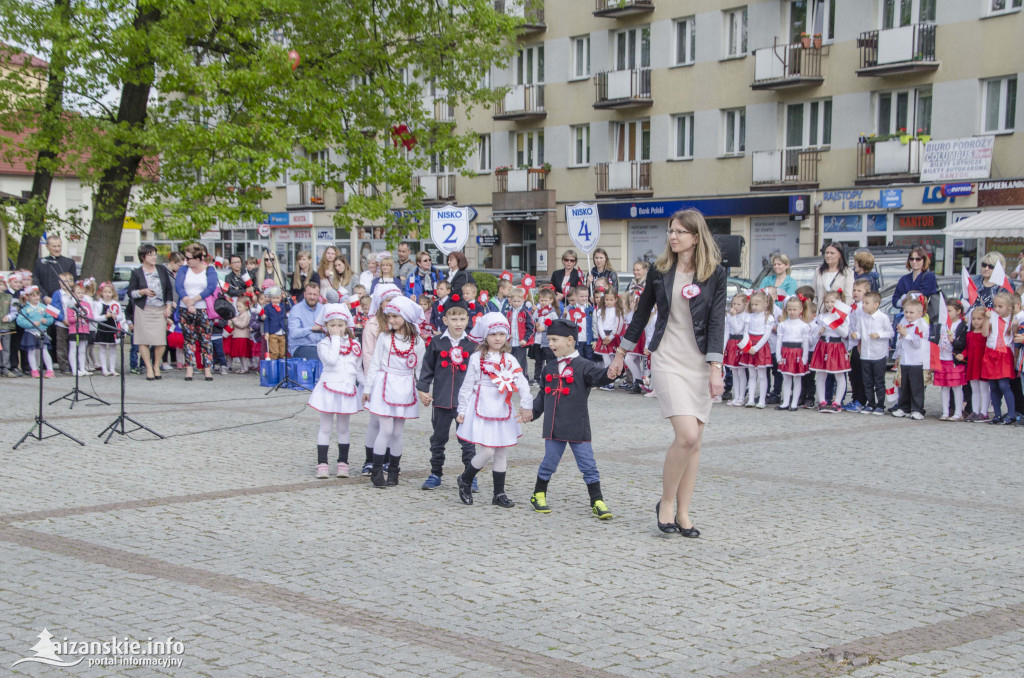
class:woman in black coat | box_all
[445,251,472,299]
[610,209,726,537]
[551,250,584,303]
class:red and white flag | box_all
[930,292,948,370]
[991,259,1015,294]
[885,385,898,405]
[44,304,60,318]
[736,334,751,352]
[961,266,978,306]
[220,280,230,293]
[823,300,852,329]
[242,271,253,287]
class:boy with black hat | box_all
[416,295,478,490]
[523,318,616,519]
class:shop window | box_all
[867,214,888,232]
[823,215,863,233]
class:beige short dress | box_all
[650,270,712,422]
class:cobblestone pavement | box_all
[1,369,1022,676]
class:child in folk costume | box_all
[936,298,968,421]
[93,282,126,377]
[455,312,533,508]
[226,296,253,373]
[739,291,775,408]
[892,297,930,420]
[562,286,596,361]
[506,286,535,374]
[416,296,477,490]
[809,290,851,413]
[531,288,559,384]
[364,295,426,487]
[358,283,403,476]
[308,304,365,479]
[416,294,435,346]
[723,294,750,406]
[980,291,1016,425]
[524,318,616,520]
[15,285,56,377]
[593,290,625,390]
[66,281,94,377]
[774,296,812,411]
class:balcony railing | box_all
[595,161,652,196]
[594,0,654,18]
[433,99,455,123]
[493,0,545,31]
[493,84,546,120]
[495,168,548,192]
[856,139,923,181]
[857,23,937,76]
[336,182,379,207]
[751,43,824,90]
[594,68,652,109]
[752,148,822,186]
[289,182,325,208]
[413,174,456,203]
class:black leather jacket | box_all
[620,263,727,362]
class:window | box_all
[990,0,1023,14]
[572,35,590,79]
[571,124,590,166]
[615,27,651,71]
[788,0,836,43]
[477,134,492,172]
[723,108,746,155]
[613,120,650,162]
[480,68,491,89]
[982,76,1017,133]
[514,130,544,167]
[724,7,748,57]
[429,153,453,175]
[515,45,544,85]
[877,88,931,136]
[674,17,695,65]
[882,0,934,29]
[785,99,832,148]
[672,113,694,159]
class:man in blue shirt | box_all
[288,282,324,360]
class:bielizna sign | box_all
[822,190,896,211]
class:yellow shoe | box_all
[591,500,613,520]
[530,492,551,513]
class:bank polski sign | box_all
[429,206,469,256]
[566,202,600,254]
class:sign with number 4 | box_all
[565,202,601,255]
[430,206,469,256]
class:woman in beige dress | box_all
[610,209,727,537]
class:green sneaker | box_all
[591,500,613,520]
[530,491,551,513]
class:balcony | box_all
[593,0,654,18]
[595,161,652,197]
[493,0,545,33]
[413,174,456,204]
[593,68,652,109]
[751,43,824,90]
[751,148,822,189]
[495,167,548,192]
[288,182,325,209]
[336,182,379,207]
[433,99,455,123]
[493,84,546,121]
[857,23,938,76]
[856,138,924,184]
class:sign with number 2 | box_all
[430,206,469,256]
[565,202,601,255]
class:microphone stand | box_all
[97,320,163,444]
[13,304,85,449]
[48,276,110,409]
[265,321,311,393]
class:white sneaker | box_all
[336,462,349,478]
[315,463,329,479]
[756,402,765,409]
[744,400,756,407]
[892,409,907,418]
[939,413,949,421]
[910,412,924,420]
[949,415,963,422]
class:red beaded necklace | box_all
[390,332,413,357]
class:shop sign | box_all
[920,135,994,182]
[879,189,903,209]
[597,194,791,220]
[895,213,946,231]
[257,223,271,238]
[978,179,1024,207]
[290,212,313,226]
[476,235,500,246]
[265,212,289,225]
[943,183,974,197]
[788,195,809,220]
[822,190,894,211]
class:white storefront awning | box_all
[944,210,1024,238]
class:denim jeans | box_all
[538,439,599,485]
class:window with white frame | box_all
[480,68,491,89]
[572,35,590,79]
[723,108,746,155]
[674,17,695,65]
[477,134,492,172]
[613,120,650,162]
[615,27,651,71]
[982,76,1017,134]
[881,0,935,29]
[429,153,453,175]
[724,7,748,57]
[672,113,694,159]
[788,0,836,43]
[514,130,544,167]
[990,0,1023,15]
[877,87,931,136]
[785,99,832,148]
[571,124,590,166]
[515,45,544,85]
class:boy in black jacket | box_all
[416,296,478,490]
[523,318,616,519]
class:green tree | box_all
[1,0,518,279]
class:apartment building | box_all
[202,0,1023,281]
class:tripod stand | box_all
[98,323,163,444]
[265,326,310,394]
[13,305,84,450]
[48,277,109,409]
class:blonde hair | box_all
[655,209,721,282]
[749,290,773,324]
[379,256,395,277]
[771,253,791,273]
[291,250,313,291]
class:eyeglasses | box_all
[908,257,923,261]
[667,229,694,237]
[563,258,576,263]
[981,263,994,269]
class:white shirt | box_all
[724,312,749,340]
[857,310,895,362]
[985,312,1013,351]
[746,311,775,353]
[775,318,811,363]
[556,350,580,374]
[896,317,929,366]
[939,319,963,361]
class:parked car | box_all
[470,269,527,286]
[750,246,915,292]
[614,272,752,300]
[112,265,135,301]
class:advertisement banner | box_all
[920,136,995,182]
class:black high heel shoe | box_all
[656,501,680,533]
[675,521,700,538]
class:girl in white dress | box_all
[363,295,425,488]
[307,304,364,479]
[455,312,533,508]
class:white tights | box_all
[27,349,53,372]
[780,374,802,408]
[940,386,964,418]
[373,416,405,460]
[624,354,643,381]
[468,445,507,473]
[96,344,117,374]
[601,354,613,368]
[970,379,990,416]
[730,367,747,404]
[748,366,768,405]
[815,371,847,405]
[318,413,351,445]
[68,339,89,375]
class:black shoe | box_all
[184,377,192,381]
[457,475,473,505]
[386,463,400,486]
[721,391,733,401]
[675,522,700,538]
[10,368,23,377]
[629,383,643,395]
[656,501,679,534]
[765,394,781,405]
[492,493,515,508]
[774,404,789,411]
[370,458,387,488]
